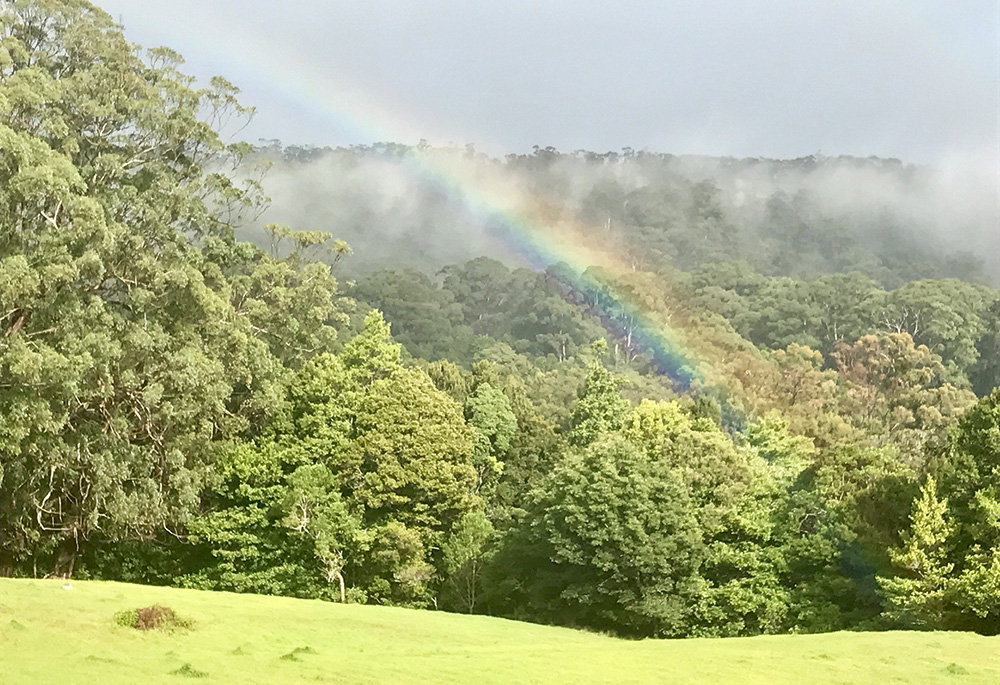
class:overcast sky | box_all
[98,1,998,163]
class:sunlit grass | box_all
[0,579,996,684]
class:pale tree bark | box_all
[324,551,346,603]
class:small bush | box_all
[113,608,138,628]
[345,587,368,604]
[945,662,969,675]
[170,663,208,678]
[114,605,190,631]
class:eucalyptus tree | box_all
[0,0,348,575]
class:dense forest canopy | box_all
[1,0,999,639]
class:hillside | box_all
[255,144,999,285]
[0,579,997,684]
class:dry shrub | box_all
[135,605,176,630]
[114,605,190,631]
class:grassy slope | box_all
[0,579,996,684]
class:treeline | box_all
[1,0,998,640]
[80,328,1000,636]
[254,141,997,287]
[350,258,1000,395]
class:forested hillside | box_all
[254,143,998,286]
[1,0,999,641]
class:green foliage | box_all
[441,511,495,613]
[0,0,349,575]
[833,333,976,464]
[744,412,815,480]
[928,390,1000,632]
[879,478,956,628]
[180,312,476,605]
[429,258,609,362]
[627,400,790,636]
[181,441,329,599]
[485,372,568,526]
[948,513,1000,631]
[281,464,363,601]
[568,350,630,447]
[351,366,476,534]
[493,435,705,637]
[114,604,191,632]
[692,269,997,392]
[351,269,474,361]
[936,389,1000,537]
[772,482,879,632]
[877,280,997,385]
[970,300,1000,395]
[465,382,517,495]
[112,608,138,628]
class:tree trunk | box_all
[336,570,346,603]
[52,535,78,578]
[325,553,346,602]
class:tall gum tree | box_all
[0,1,348,575]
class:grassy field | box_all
[0,579,996,684]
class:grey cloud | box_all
[99,0,998,163]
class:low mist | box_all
[246,143,999,284]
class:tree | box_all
[744,412,814,482]
[568,344,630,447]
[626,400,788,635]
[970,300,1000,396]
[933,390,1000,539]
[0,0,348,575]
[772,475,879,632]
[366,520,436,607]
[340,309,403,387]
[180,443,333,599]
[948,491,1000,633]
[811,444,916,564]
[280,312,477,598]
[489,373,566,525]
[876,279,996,386]
[833,333,976,465]
[757,343,853,448]
[282,464,363,603]
[879,477,955,628]
[440,257,515,338]
[810,272,879,356]
[491,436,705,637]
[177,311,476,605]
[441,511,494,613]
[349,366,477,542]
[351,269,473,361]
[464,382,516,495]
[930,389,1000,632]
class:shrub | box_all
[114,605,191,631]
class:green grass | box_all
[0,579,996,684]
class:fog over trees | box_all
[252,143,999,285]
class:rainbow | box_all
[423,176,707,389]
[126,9,741,399]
